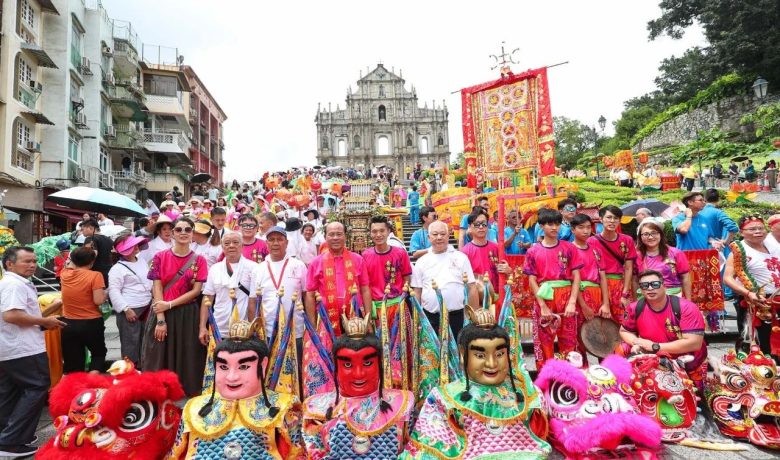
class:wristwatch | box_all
[651,342,660,352]
[157,320,166,326]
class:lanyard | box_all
[267,258,290,290]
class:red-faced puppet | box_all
[37,359,184,460]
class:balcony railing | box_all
[12,147,34,173]
[112,169,147,183]
[108,129,143,150]
[107,85,145,103]
[144,129,190,153]
[17,85,37,110]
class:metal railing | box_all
[143,129,190,152]
[18,85,36,109]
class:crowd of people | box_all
[2,167,780,456]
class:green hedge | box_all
[631,73,751,146]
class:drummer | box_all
[617,270,708,391]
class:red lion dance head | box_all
[536,353,662,459]
[628,353,698,443]
[706,346,780,448]
[37,359,184,460]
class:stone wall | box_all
[633,94,779,152]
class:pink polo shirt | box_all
[588,233,637,275]
[523,240,583,282]
[575,243,603,284]
[305,251,370,306]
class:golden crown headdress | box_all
[341,313,373,339]
[465,304,497,329]
[204,296,259,341]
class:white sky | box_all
[104,0,705,181]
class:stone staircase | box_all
[32,268,60,295]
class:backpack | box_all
[634,295,681,322]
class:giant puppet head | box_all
[536,353,662,458]
[37,359,184,460]
[628,353,699,443]
[333,314,383,399]
[706,345,780,448]
[457,306,518,394]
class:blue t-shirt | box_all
[701,204,738,239]
[672,212,714,250]
[460,214,472,245]
[409,228,431,252]
[533,221,574,243]
[489,226,532,255]
[408,191,420,206]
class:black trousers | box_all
[735,298,775,360]
[0,352,49,446]
[61,317,107,373]
[424,308,465,343]
[684,178,695,191]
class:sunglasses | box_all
[638,280,663,290]
[240,223,258,229]
[173,227,193,234]
[563,206,576,212]
[473,222,488,228]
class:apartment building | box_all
[0,0,225,242]
[183,65,226,188]
[0,0,59,241]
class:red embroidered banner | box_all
[461,67,555,186]
[504,255,535,318]
[683,249,725,312]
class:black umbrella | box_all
[191,173,212,183]
[731,155,750,162]
[619,198,670,217]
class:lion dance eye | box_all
[726,374,748,391]
[119,401,158,433]
[550,381,579,406]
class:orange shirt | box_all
[60,267,105,319]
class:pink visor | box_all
[116,236,148,257]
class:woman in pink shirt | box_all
[635,219,691,299]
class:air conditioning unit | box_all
[77,166,88,182]
[29,80,43,93]
[71,97,84,109]
[75,112,88,129]
[102,46,112,56]
[26,141,41,152]
[80,57,93,75]
[103,174,115,189]
[105,125,116,138]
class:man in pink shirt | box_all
[305,222,371,336]
[588,205,636,324]
[362,216,412,324]
[618,270,707,390]
[523,209,582,370]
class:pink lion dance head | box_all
[536,353,662,459]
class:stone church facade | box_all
[315,64,450,173]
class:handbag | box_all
[140,252,200,371]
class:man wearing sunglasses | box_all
[532,198,577,243]
[618,270,707,389]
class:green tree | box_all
[553,116,594,170]
[451,151,464,169]
[649,0,780,85]
[654,47,721,104]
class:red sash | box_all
[322,251,358,335]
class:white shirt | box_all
[765,233,780,254]
[388,233,406,250]
[192,241,223,268]
[0,272,45,361]
[738,241,780,295]
[298,238,318,265]
[139,236,172,265]
[108,258,152,312]
[203,256,258,336]
[99,217,114,227]
[252,256,307,338]
[411,246,475,313]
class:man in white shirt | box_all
[97,212,114,227]
[0,247,65,457]
[252,226,307,382]
[199,232,258,343]
[411,221,478,341]
[257,212,278,241]
[764,214,780,253]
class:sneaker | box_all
[0,444,38,457]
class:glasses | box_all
[602,215,620,222]
[240,223,257,229]
[563,206,576,212]
[473,222,488,228]
[173,227,193,234]
[638,280,663,290]
[743,226,766,233]
[640,231,660,238]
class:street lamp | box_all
[598,115,606,132]
[752,77,769,101]
[593,116,606,179]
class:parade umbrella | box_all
[312,165,323,169]
[731,155,750,162]
[48,187,147,217]
[191,173,211,183]
[619,198,670,217]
